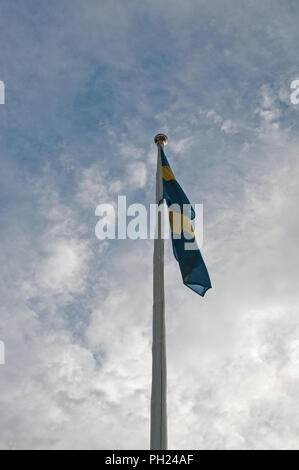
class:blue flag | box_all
[161,148,211,297]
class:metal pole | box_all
[150,133,168,450]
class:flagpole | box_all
[151,133,168,450]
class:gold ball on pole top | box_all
[154,133,168,146]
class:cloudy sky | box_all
[1,0,299,450]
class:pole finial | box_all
[154,133,168,146]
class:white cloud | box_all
[255,84,281,130]
[38,239,90,295]
[206,109,222,124]
[1,0,299,451]
[127,161,147,189]
[76,165,123,208]
[169,136,194,154]
[221,119,238,134]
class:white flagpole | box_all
[150,133,168,450]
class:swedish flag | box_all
[161,148,211,297]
